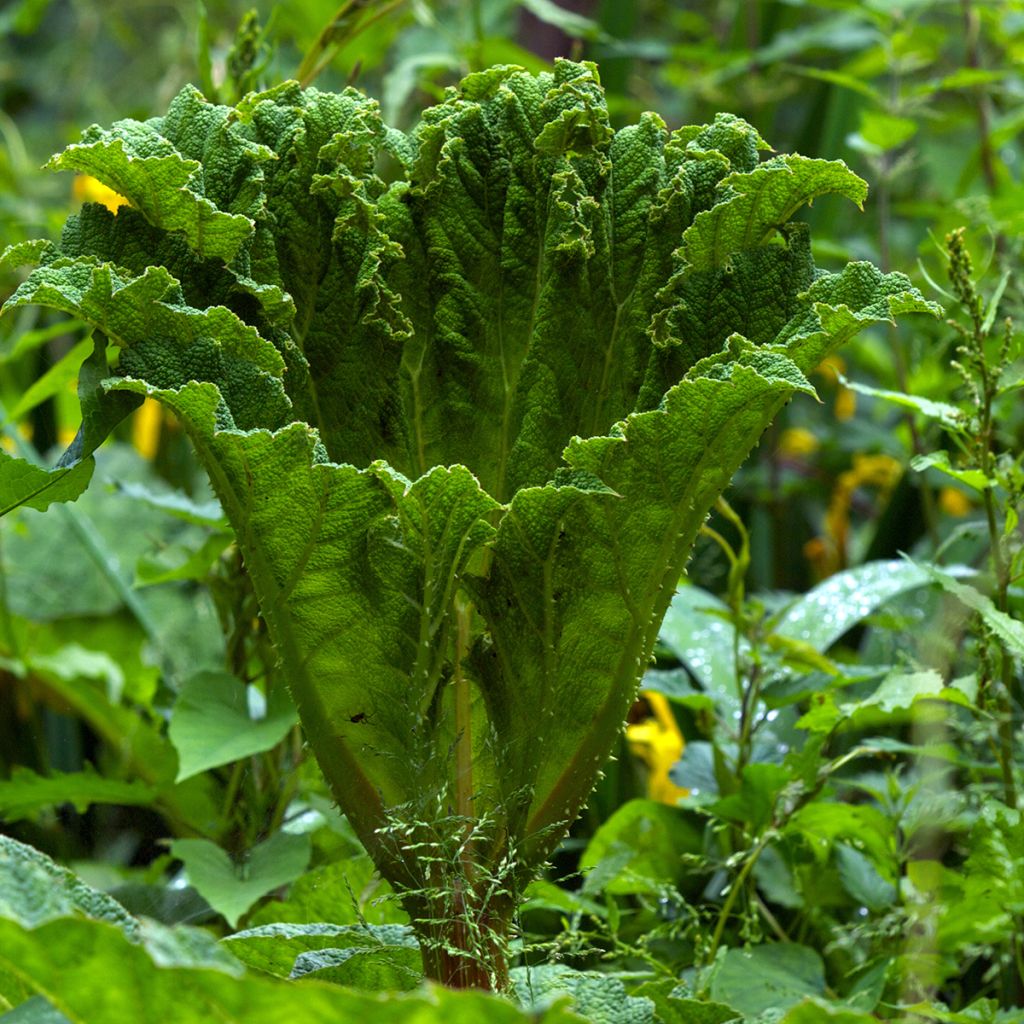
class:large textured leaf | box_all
[0,836,137,936]
[2,59,939,966]
[511,965,655,1024]
[44,88,261,263]
[0,917,582,1023]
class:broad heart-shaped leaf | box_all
[168,670,297,782]
[2,59,940,971]
[169,832,311,928]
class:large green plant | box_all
[0,60,936,987]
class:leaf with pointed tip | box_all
[0,451,94,517]
[169,670,297,782]
[0,767,157,823]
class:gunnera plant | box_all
[0,60,938,988]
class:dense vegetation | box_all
[1,3,1022,1022]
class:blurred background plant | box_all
[2,0,1023,1019]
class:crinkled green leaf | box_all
[0,917,579,1023]
[679,155,867,272]
[169,833,311,928]
[224,922,415,977]
[45,91,259,263]
[0,766,157,822]
[3,261,287,432]
[511,965,655,1024]
[0,835,137,937]
[168,670,297,782]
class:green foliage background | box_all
[1,2,1023,1022]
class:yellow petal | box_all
[938,486,972,517]
[777,427,820,458]
[626,693,688,804]
[132,398,163,460]
[72,175,129,213]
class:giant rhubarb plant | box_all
[1,61,936,987]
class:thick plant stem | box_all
[454,598,474,823]
[414,891,513,991]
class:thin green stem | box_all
[706,831,773,965]
[220,759,245,825]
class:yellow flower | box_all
[809,452,902,578]
[132,398,163,460]
[815,354,856,421]
[938,486,972,517]
[626,692,688,804]
[777,427,820,458]
[72,175,129,213]
[1,422,33,453]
